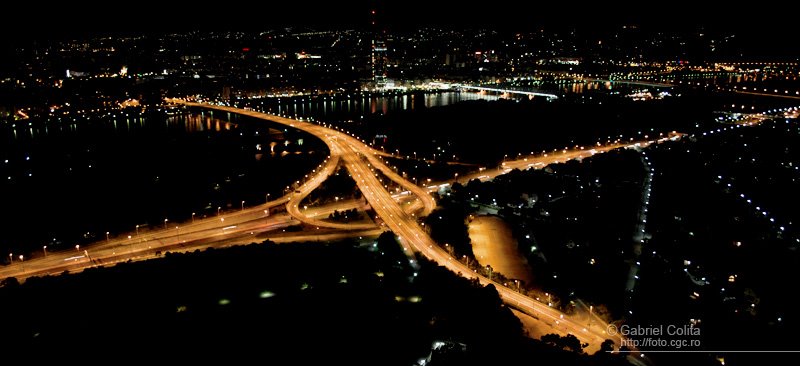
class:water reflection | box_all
[567,81,613,94]
[263,91,500,121]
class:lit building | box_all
[370,8,388,88]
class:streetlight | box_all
[241,200,245,211]
[18,255,23,272]
[75,244,80,252]
[266,193,270,203]
[136,225,140,239]
[8,253,12,263]
[164,218,169,229]
[192,212,196,223]
[176,226,180,242]
[217,207,222,216]
[43,246,47,257]
[106,231,110,243]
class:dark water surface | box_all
[0,111,326,255]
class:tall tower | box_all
[370,7,388,88]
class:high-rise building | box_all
[370,8,388,88]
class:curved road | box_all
[285,154,377,231]
[180,101,621,349]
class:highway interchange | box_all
[0,100,694,352]
[174,101,626,349]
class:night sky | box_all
[1,1,793,32]
[1,1,797,57]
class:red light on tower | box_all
[242,47,250,52]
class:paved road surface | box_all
[0,199,374,281]
[180,101,623,350]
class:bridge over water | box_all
[455,84,560,99]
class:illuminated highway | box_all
[732,89,800,100]
[0,100,655,350]
[179,101,622,349]
[285,154,377,231]
[0,197,373,281]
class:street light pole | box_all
[192,212,195,223]
[164,218,168,229]
[241,200,245,211]
[106,231,110,243]
[43,246,47,257]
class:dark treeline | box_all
[429,149,645,319]
[303,166,362,206]
[0,235,626,365]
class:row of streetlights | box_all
[9,245,52,263]
[6,192,278,266]
[8,253,23,263]
[8,243,86,268]
[147,191,278,238]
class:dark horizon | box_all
[3,2,797,60]
[3,2,797,35]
